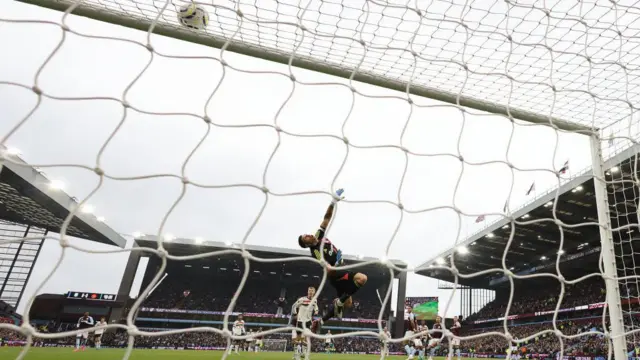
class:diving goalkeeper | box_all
[297,188,368,333]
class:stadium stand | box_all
[12,237,407,353]
[417,149,640,359]
[128,238,400,333]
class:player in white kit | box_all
[93,317,107,350]
[245,330,255,352]
[381,326,391,357]
[291,287,319,360]
[254,329,263,352]
[325,330,335,353]
[228,315,245,354]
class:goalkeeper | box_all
[297,188,368,333]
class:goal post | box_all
[14,0,588,133]
[589,133,627,360]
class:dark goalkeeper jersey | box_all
[431,323,443,339]
[308,227,343,267]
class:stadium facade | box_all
[0,145,125,311]
[113,237,409,337]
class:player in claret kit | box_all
[420,322,431,360]
[297,189,368,333]
[427,316,444,360]
[403,306,418,359]
[73,312,94,352]
[413,322,426,360]
[448,316,462,360]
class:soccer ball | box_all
[177,2,209,30]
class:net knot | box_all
[146,43,153,52]
[59,236,69,248]
[94,167,104,176]
[504,332,513,343]
[504,269,513,278]
[31,86,42,95]
[21,323,35,337]
[181,176,190,185]
[128,326,141,337]
[157,247,169,258]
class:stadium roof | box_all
[0,146,126,248]
[135,236,406,275]
[418,145,640,289]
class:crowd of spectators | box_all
[0,324,401,354]
[0,315,633,357]
[466,278,608,322]
[458,320,615,356]
[8,272,640,356]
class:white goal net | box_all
[263,338,287,352]
[2,0,640,360]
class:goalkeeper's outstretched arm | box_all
[319,202,335,230]
[319,188,344,230]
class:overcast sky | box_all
[0,0,613,319]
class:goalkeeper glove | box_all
[332,188,345,204]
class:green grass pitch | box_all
[0,348,449,359]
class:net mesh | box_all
[1,0,640,359]
[607,133,640,347]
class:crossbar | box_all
[16,0,593,134]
